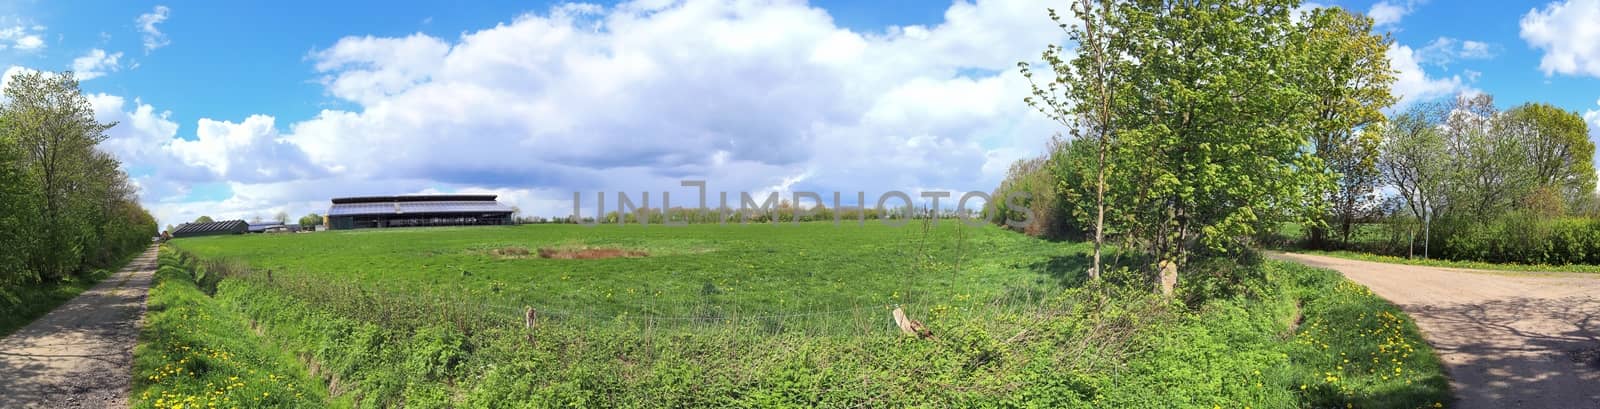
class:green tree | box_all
[1,71,115,279]
[0,120,40,292]
[1439,94,1525,220]
[1093,0,1331,295]
[194,216,215,224]
[1297,7,1396,247]
[1378,103,1450,257]
[1498,102,1596,211]
[1022,0,1122,281]
[299,213,322,229]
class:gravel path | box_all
[1271,252,1600,409]
[0,245,157,409]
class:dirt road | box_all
[0,246,157,409]
[1271,252,1600,409]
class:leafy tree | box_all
[1297,7,1395,247]
[2,71,116,279]
[0,120,40,291]
[1093,0,1331,295]
[0,70,155,290]
[1498,102,1595,210]
[1022,0,1122,280]
[1439,94,1528,220]
[299,213,322,229]
[195,216,215,224]
[1378,103,1450,226]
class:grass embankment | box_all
[164,224,1448,407]
[0,248,141,337]
[1295,249,1600,275]
[130,248,340,408]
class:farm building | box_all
[170,220,249,238]
[247,223,300,233]
[326,194,515,230]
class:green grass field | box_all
[172,222,1086,319]
[149,223,1448,408]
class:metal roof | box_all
[247,223,286,232]
[331,194,499,204]
[172,220,248,235]
[328,200,514,217]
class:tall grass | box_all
[151,224,1449,408]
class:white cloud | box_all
[30,0,1071,226]
[1368,0,1422,28]
[166,115,326,183]
[1414,37,1497,67]
[1586,98,1600,141]
[137,5,171,52]
[0,23,46,51]
[71,49,123,80]
[1520,0,1600,77]
[1387,44,1471,109]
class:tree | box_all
[195,216,215,224]
[1378,103,1450,257]
[2,71,115,279]
[1498,103,1595,210]
[0,120,40,291]
[1441,94,1527,220]
[1022,0,1122,281]
[0,70,155,286]
[1297,7,1396,247]
[274,211,289,225]
[1094,0,1331,295]
[299,213,322,229]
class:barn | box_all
[170,220,250,238]
[326,195,515,230]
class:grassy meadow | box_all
[171,222,1082,320]
[143,223,1450,408]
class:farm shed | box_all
[326,194,514,230]
[170,220,249,238]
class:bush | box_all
[1431,213,1600,266]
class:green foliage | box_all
[1299,7,1395,248]
[195,216,215,224]
[299,213,322,229]
[0,70,155,321]
[153,225,1448,407]
[131,249,339,409]
[987,137,1080,240]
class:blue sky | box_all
[1,0,1598,227]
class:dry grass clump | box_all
[489,247,532,259]
[536,247,649,260]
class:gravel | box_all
[0,246,157,409]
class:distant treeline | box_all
[0,71,157,303]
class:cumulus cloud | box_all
[1387,44,1472,109]
[63,0,1074,225]
[1520,0,1600,77]
[1587,98,1600,140]
[0,23,46,51]
[1414,37,1496,67]
[137,5,171,52]
[71,49,123,80]
[1368,0,1422,28]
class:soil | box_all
[537,247,648,259]
[1271,252,1600,409]
[0,246,158,409]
